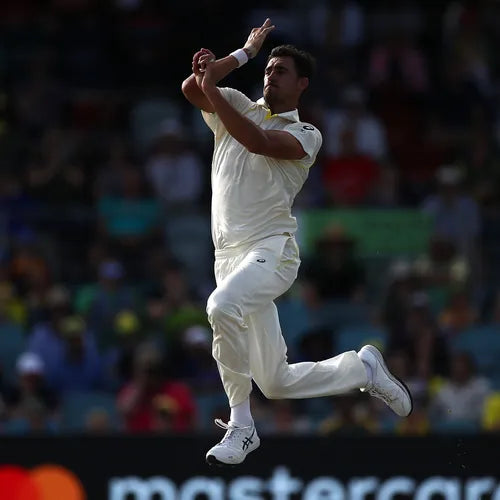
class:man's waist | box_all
[214,232,293,258]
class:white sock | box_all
[230,398,253,427]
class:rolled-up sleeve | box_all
[201,87,254,133]
[283,122,323,168]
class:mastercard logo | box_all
[0,465,86,500]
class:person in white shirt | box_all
[182,18,412,466]
[430,352,491,425]
[323,85,387,160]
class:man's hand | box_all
[200,58,217,93]
[192,48,215,87]
[243,18,275,59]
[196,48,216,73]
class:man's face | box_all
[263,56,306,105]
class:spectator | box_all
[103,309,144,389]
[77,259,138,350]
[12,49,64,135]
[0,284,27,385]
[258,400,312,435]
[322,127,381,206]
[323,85,387,160]
[300,225,365,306]
[296,327,333,364]
[97,167,162,279]
[84,408,113,434]
[145,120,204,209]
[331,1,365,49]
[438,289,478,336]
[27,285,73,379]
[318,393,377,436]
[2,353,58,420]
[2,353,58,434]
[94,137,138,199]
[117,344,196,433]
[175,325,219,393]
[0,281,27,327]
[382,260,415,343]
[24,128,89,205]
[422,165,481,262]
[367,26,433,192]
[401,291,450,379]
[413,236,470,294]
[3,397,56,435]
[145,259,208,345]
[130,99,181,156]
[8,231,52,304]
[430,352,491,425]
[394,393,430,436]
[368,30,428,94]
[150,394,184,433]
[442,1,492,98]
[482,392,500,432]
[49,316,103,393]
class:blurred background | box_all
[0,0,499,439]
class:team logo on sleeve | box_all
[301,125,314,131]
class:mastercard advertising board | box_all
[0,465,85,500]
[0,435,499,499]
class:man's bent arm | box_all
[181,54,239,112]
[202,85,306,160]
[182,19,275,113]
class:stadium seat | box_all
[0,323,26,384]
[61,391,121,432]
[451,325,500,380]
[335,325,387,353]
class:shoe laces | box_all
[214,418,232,430]
[214,419,251,446]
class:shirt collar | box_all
[256,97,300,122]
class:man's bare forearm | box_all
[181,56,239,111]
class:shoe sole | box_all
[206,440,260,468]
[206,454,239,468]
[364,345,413,417]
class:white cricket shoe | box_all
[358,345,413,417]
[206,419,260,467]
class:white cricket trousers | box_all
[206,234,368,407]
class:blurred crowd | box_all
[0,0,499,435]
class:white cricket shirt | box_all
[202,87,322,251]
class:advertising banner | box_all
[0,435,499,499]
[298,209,431,257]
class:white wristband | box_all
[229,48,249,68]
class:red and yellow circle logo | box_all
[0,465,86,500]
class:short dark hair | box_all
[268,45,316,79]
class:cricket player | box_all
[181,19,412,467]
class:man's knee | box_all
[206,290,242,325]
[258,379,285,400]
